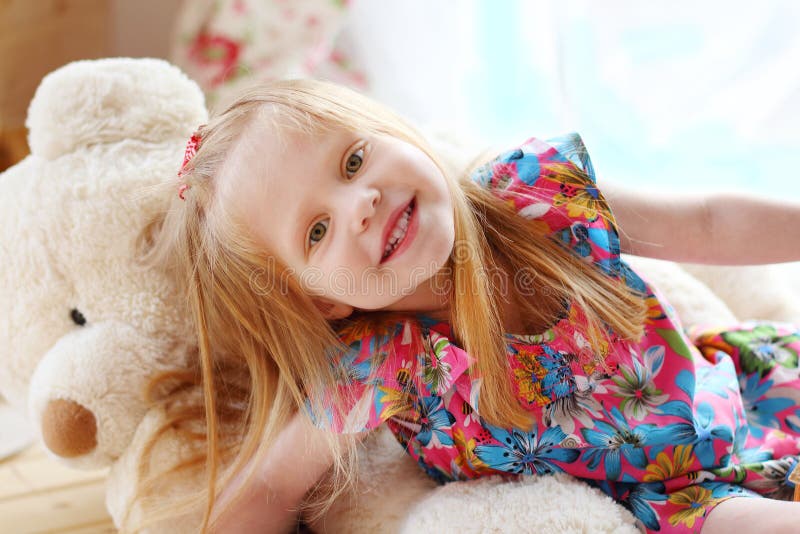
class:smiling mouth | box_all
[381,198,415,262]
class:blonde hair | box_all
[132,79,647,532]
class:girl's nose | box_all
[352,188,380,232]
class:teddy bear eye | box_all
[70,308,87,326]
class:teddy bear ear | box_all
[26,58,209,160]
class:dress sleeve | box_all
[304,321,416,434]
[305,319,476,434]
[470,133,622,278]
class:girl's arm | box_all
[601,181,800,265]
[209,412,360,533]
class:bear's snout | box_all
[41,398,97,457]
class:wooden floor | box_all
[0,443,115,533]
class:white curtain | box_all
[342,0,800,196]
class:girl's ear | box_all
[313,298,353,320]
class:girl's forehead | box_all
[216,122,352,250]
[243,118,347,158]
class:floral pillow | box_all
[170,0,366,108]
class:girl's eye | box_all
[309,219,329,248]
[344,148,364,178]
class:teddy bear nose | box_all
[41,398,97,457]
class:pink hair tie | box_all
[177,128,204,200]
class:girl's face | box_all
[226,122,455,315]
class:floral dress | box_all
[308,134,800,533]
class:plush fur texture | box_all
[0,58,206,468]
[3,57,800,532]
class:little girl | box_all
[140,79,800,534]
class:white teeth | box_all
[383,203,414,259]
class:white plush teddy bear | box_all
[0,57,207,469]
[4,57,800,534]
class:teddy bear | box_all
[0,57,207,469]
[3,57,799,533]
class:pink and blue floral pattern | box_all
[171,0,366,108]
[308,134,800,533]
